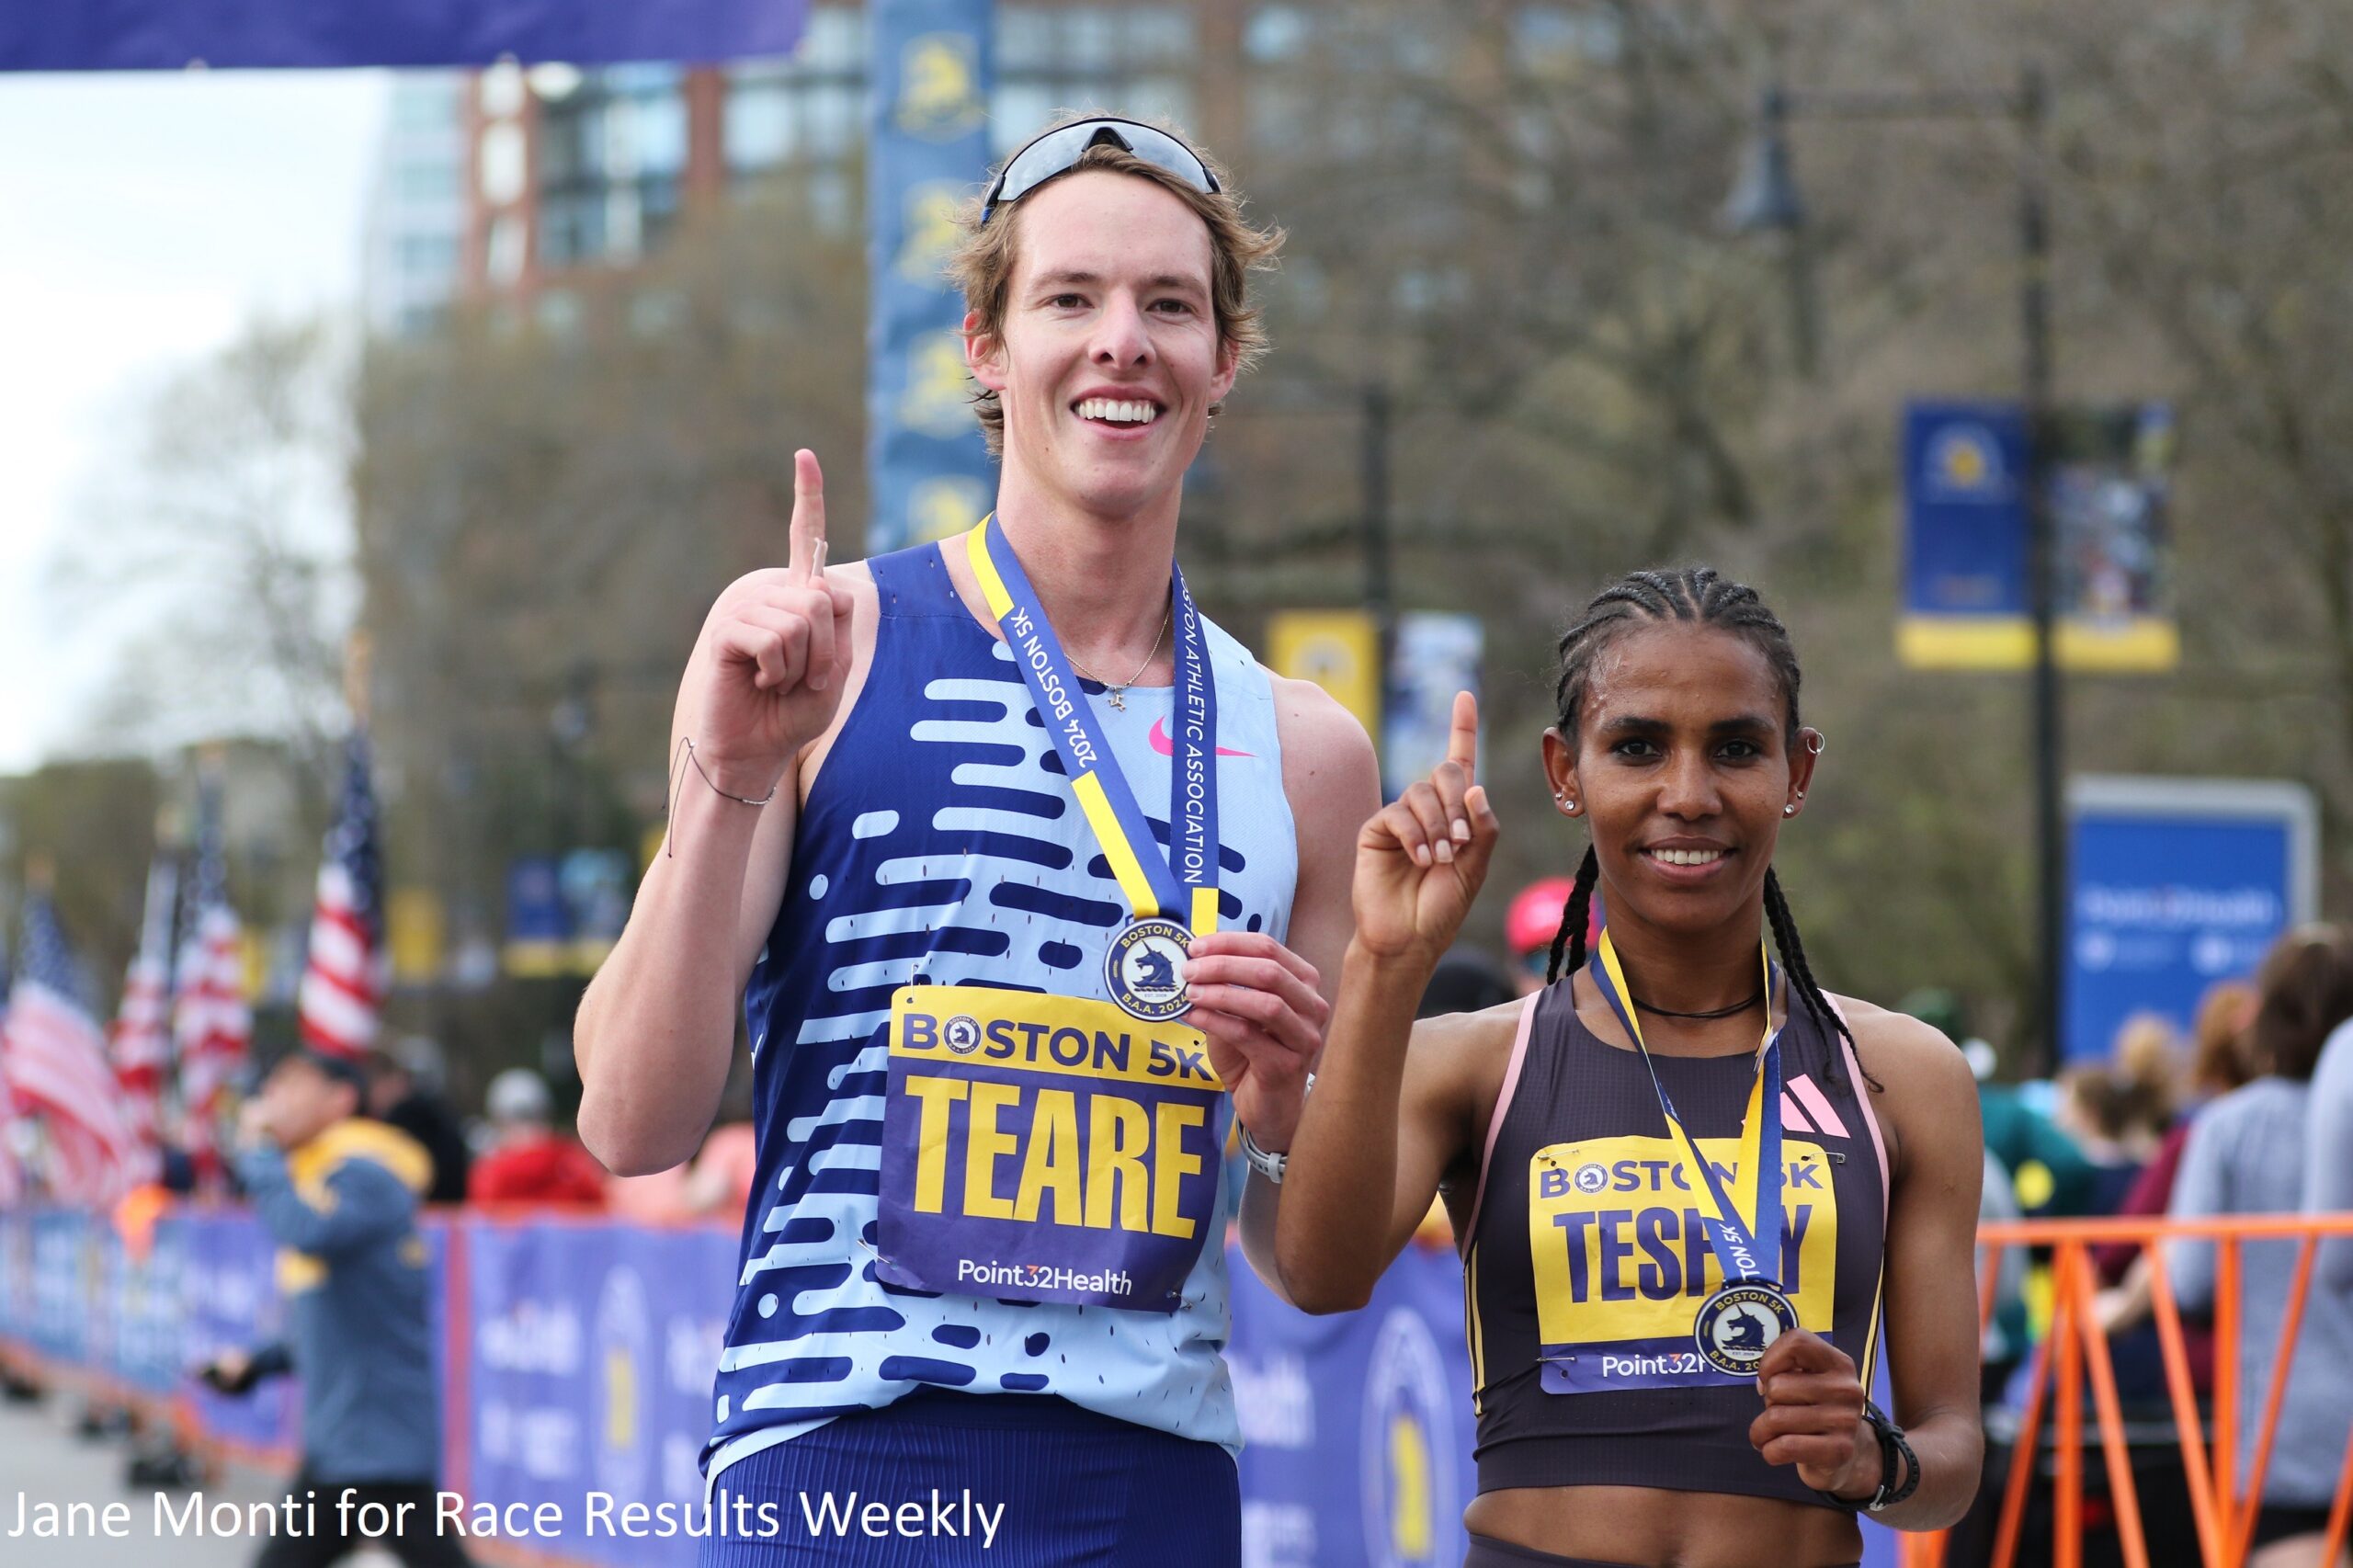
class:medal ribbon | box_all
[1587,929,1786,1290]
[966,517,1221,936]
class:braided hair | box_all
[1541,567,1870,1087]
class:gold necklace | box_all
[1066,606,1171,711]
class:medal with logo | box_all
[1588,930,1797,1377]
[967,515,1222,1006]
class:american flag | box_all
[0,936,21,1208]
[6,892,133,1208]
[297,730,387,1068]
[173,779,250,1175]
[108,855,178,1176]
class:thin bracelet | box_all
[681,738,779,806]
[665,738,778,858]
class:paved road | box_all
[0,1392,399,1568]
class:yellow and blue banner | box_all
[1899,401,2177,671]
[1267,609,1382,743]
[866,0,996,551]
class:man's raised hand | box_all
[684,449,858,799]
[1352,690,1498,963]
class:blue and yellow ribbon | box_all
[967,517,1221,936]
[1588,930,1788,1290]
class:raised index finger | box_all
[1447,690,1480,780]
[788,449,828,583]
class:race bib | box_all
[1528,1132,1840,1393]
[876,984,1227,1312]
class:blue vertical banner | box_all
[1898,400,2178,671]
[867,0,997,553]
[1381,612,1483,801]
[2065,777,2316,1065]
[1898,400,2031,665]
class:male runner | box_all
[575,115,1379,1564]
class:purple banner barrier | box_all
[0,1205,1903,1565]
[455,1217,734,1566]
[1230,1242,1478,1568]
[177,1209,300,1455]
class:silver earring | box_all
[1784,804,1797,816]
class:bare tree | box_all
[49,315,357,784]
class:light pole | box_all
[1728,67,2066,1075]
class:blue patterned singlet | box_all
[704,540,1297,1486]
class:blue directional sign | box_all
[2064,777,2316,1064]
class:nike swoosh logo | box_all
[1149,715,1254,758]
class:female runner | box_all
[1271,568,1984,1567]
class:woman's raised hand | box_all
[1352,690,1499,964]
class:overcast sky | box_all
[0,69,390,774]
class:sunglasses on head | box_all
[982,117,1220,225]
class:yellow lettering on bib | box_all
[1527,1132,1840,1350]
[890,986,1225,1239]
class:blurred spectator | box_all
[2053,1062,2152,1215]
[367,1037,471,1205]
[608,1062,759,1223]
[1503,877,1576,995]
[467,1068,607,1209]
[1419,948,1516,1017]
[2308,1015,2353,1299]
[2097,981,2256,1290]
[2095,982,2260,1392]
[1980,1070,2101,1220]
[2188,980,2261,1105]
[605,1158,696,1224]
[199,1047,467,1568]
[1915,987,2105,1221]
[2167,926,2353,1564]
[680,1120,758,1218]
[2108,1011,2183,1158]
[1977,1149,2030,1407]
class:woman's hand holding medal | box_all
[1746,1328,1881,1499]
[684,449,858,799]
[1352,691,1500,968]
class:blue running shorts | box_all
[699,1390,1240,1566]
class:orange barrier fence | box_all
[1910,1212,2353,1568]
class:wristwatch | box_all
[1238,1073,1313,1186]
[1237,1125,1288,1186]
[1818,1401,1921,1513]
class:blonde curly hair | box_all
[945,113,1283,458]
